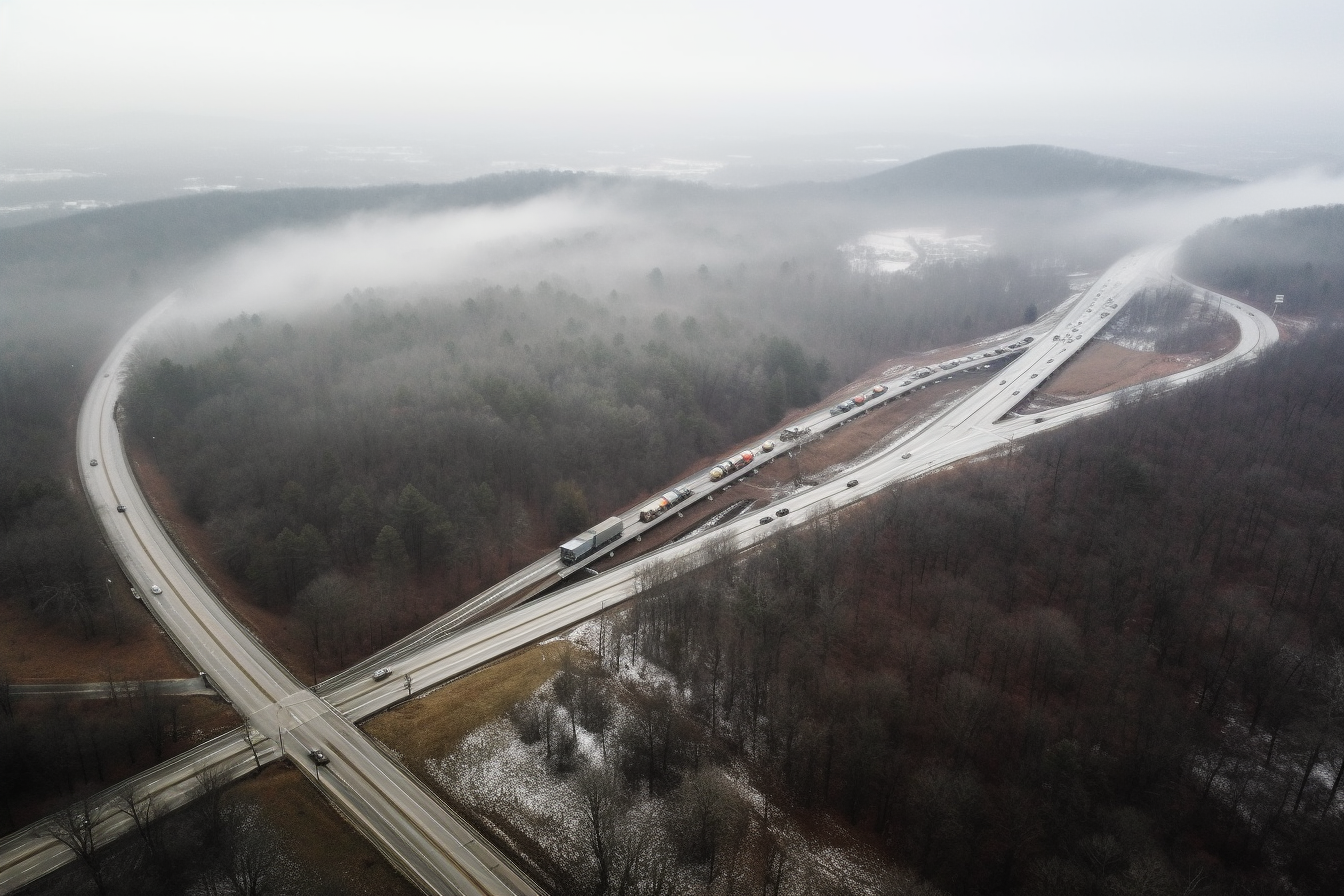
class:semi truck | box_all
[560,516,624,564]
[709,450,755,481]
[639,487,693,522]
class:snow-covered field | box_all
[425,618,887,895]
[841,228,992,273]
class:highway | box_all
[0,245,1278,894]
[60,299,545,896]
[319,246,1279,721]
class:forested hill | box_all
[0,170,590,284]
[1179,204,1344,313]
[844,144,1233,198]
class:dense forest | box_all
[479,321,1344,895]
[0,343,111,637]
[121,257,1063,671]
[14,767,381,896]
[0,689,227,836]
[1179,204,1344,313]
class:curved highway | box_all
[67,302,544,895]
[0,245,1278,894]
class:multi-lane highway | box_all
[0,245,1279,894]
[63,300,544,895]
[316,246,1280,718]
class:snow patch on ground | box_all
[430,626,891,894]
[841,228,991,274]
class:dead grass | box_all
[1040,341,1191,399]
[1039,313,1239,402]
[0,582,195,684]
[364,642,568,765]
[233,763,421,896]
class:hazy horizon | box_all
[2,0,1343,226]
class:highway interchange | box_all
[0,245,1279,894]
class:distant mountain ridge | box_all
[0,146,1233,278]
[847,144,1234,197]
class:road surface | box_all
[61,300,545,896]
[0,246,1277,894]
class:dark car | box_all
[310,749,330,766]
[89,459,98,466]
[901,453,912,459]
[116,504,126,513]
[846,479,859,488]
[775,508,789,517]
[760,516,773,525]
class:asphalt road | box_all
[62,299,544,896]
[0,246,1278,895]
[322,246,1279,721]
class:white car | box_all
[150,585,162,595]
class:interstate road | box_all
[1,298,547,896]
[324,245,1279,722]
[0,246,1275,893]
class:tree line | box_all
[1179,204,1344,314]
[121,258,1063,675]
[22,767,314,896]
[0,687,218,836]
[546,321,1344,895]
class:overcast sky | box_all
[2,0,1342,195]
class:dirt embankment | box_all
[1035,311,1240,403]
[594,372,989,567]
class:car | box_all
[372,667,391,681]
[999,379,1007,385]
[89,459,98,466]
[901,453,912,459]
[760,516,773,525]
[1035,418,1045,423]
[1030,373,1038,378]
[872,384,887,395]
[310,749,330,766]
[1046,359,1054,363]
[775,508,790,517]
[150,585,162,595]
[1012,391,1021,396]
[899,380,911,386]
[1053,335,1060,340]
[846,479,859,488]
[102,373,110,378]
[116,504,126,512]
[1101,312,1110,317]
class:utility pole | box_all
[405,674,412,696]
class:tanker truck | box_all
[709,450,755,482]
[639,487,694,523]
